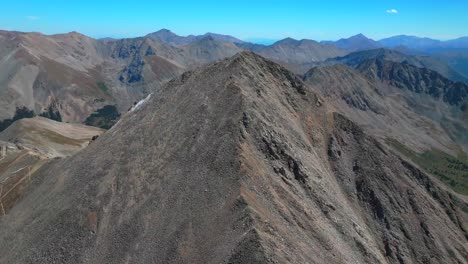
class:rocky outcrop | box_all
[119,54,145,84]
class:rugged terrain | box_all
[0,30,241,130]
[1,29,466,135]
[305,60,468,152]
[0,30,348,131]
[0,52,466,264]
[328,48,468,83]
[304,58,468,195]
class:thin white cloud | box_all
[386,9,398,14]
[26,16,40,20]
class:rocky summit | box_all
[0,52,466,263]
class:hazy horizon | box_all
[1,0,467,41]
[2,27,467,45]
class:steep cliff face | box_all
[0,52,466,264]
[356,59,468,150]
[305,59,468,155]
[357,59,468,107]
[329,48,468,83]
[304,64,456,154]
[304,64,385,113]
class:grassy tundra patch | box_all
[386,138,468,195]
[96,82,109,93]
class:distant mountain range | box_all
[379,35,468,51]
[105,29,468,50]
[145,28,245,45]
[1,28,467,133]
[0,29,348,131]
[324,34,468,78]
[141,30,468,77]
[140,29,468,52]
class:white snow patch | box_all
[130,93,152,112]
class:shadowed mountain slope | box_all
[304,64,460,152]
[305,60,468,196]
[329,48,468,83]
[305,60,468,149]
[0,52,466,264]
[357,59,468,108]
[358,59,468,150]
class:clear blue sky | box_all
[1,0,467,41]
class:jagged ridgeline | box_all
[0,52,466,264]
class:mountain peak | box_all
[157,28,172,33]
[228,50,267,66]
[145,29,195,45]
[197,35,215,42]
[148,28,177,36]
[329,34,381,51]
[146,29,244,45]
[273,38,321,47]
[275,37,299,45]
[351,33,367,39]
[201,32,244,43]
